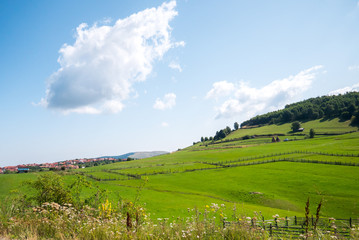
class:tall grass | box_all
[1,199,358,239]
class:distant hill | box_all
[241,91,359,127]
[101,151,168,160]
[199,92,359,143]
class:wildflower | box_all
[205,205,209,208]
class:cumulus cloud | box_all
[40,1,182,114]
[328,83,359,95]
[168,62,182,72]
[153,93,176,110]
[205,81,235,99]
[206,65,323,119]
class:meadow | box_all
[1,118,358,239]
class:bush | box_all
[291,121,301,132]
[27,172,73,205]
[309,128,315,138]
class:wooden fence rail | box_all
[224,216,358,238]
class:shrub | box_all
[291,121,301,132]
[309,128,315,138]
[27,172,73,206]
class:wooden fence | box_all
[224,216,358,238]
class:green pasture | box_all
[188,118,357,151]
[0,119,358,221]
[229,118,356,139]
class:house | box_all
[17,168,30,173]
[0,168,3,174]
[298,128,304,132]
[4,166,17,172]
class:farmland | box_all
[2,118,358,222]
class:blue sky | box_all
[1,0,359,167]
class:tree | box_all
[291,121,301,132]
[28,172,73,205]
[204,137,208,141]
[282,110,293,122]
[234,122,239,130]
[201,137,204,142]
[340,111,351,120]
[309,128,315,138]
[225,126,231,135]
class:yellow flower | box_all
[205,205,209,208]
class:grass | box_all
[228,118,356,139]
[1,118,358,223]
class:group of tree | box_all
[240,92,359,127]
[201,122,241,143]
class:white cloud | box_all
[169,62,182,72]
[205,81,235,99]
[153,93,176,110]
[348,65,359,71]
[328,83,359,95]
[40,1,182,114]
[161,122,169,127]
[207,65,323,119]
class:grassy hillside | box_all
[1,118,358,221]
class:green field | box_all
[1,118,359,221]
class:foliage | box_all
[291,121,301,132]
[309,128,315,138]
[1,199,357,239]
[234,121,239,130]
[27,172,73,206]
[240,92,359,127]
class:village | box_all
[0,157,127,174]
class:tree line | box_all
[240,92,359,127]
[198,92,359,143]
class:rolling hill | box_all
[2,115,358,222]
[101,151,169,160]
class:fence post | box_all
[262,216,265,229]
[275,217,278,228]
[311,215,314,226]
[285,216,288,227]
[269,224,272,236]
[350,217,352,228]
[295,216,297,225]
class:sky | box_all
[1,0,359,167]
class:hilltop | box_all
[199,92,359,143]
[241,91,359,127]
[101,151,169,160]
[1,94,359,239]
